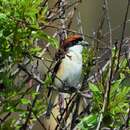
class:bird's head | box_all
[61,35,88,53]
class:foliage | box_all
[78,48,130,129]
[0,0,58,129]
[77,114,98,130]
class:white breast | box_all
[55,50,82,88]
[64,51,82,87]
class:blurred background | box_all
[79,0,130,39]
[48,0,130,42]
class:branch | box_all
[96,0,113,129]
[115,0,130,73]
[0,82,33,124]
[20,85,41,130]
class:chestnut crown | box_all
[61,35,83,49]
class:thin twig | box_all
[96,0,113,129]
[20,85,41,130]
[124,107,130,129]
[115,0,130,74]
[33,112,47,130]
[70,95,80,130]
[0,83,33,124]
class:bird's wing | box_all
[51,59,62,82]
[46,59,64,117]
[46,51,65,117]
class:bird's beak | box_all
[81,41,89,47]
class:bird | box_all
[46,34,87,117]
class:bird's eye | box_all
[76,41,81,45]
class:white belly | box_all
[55,51,82,88]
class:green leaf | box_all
[0,13,7,20]
[30,47,42,54]
[6,106,16,112]
[89,82,100,92]
[42,6,48,16]
[0,118,14,130]
[20,98,31,105]
[45,74,52,86]
[119,77,130,87]
[32,31,59,48]
[77,114,98,129]
[82,114,98,127]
